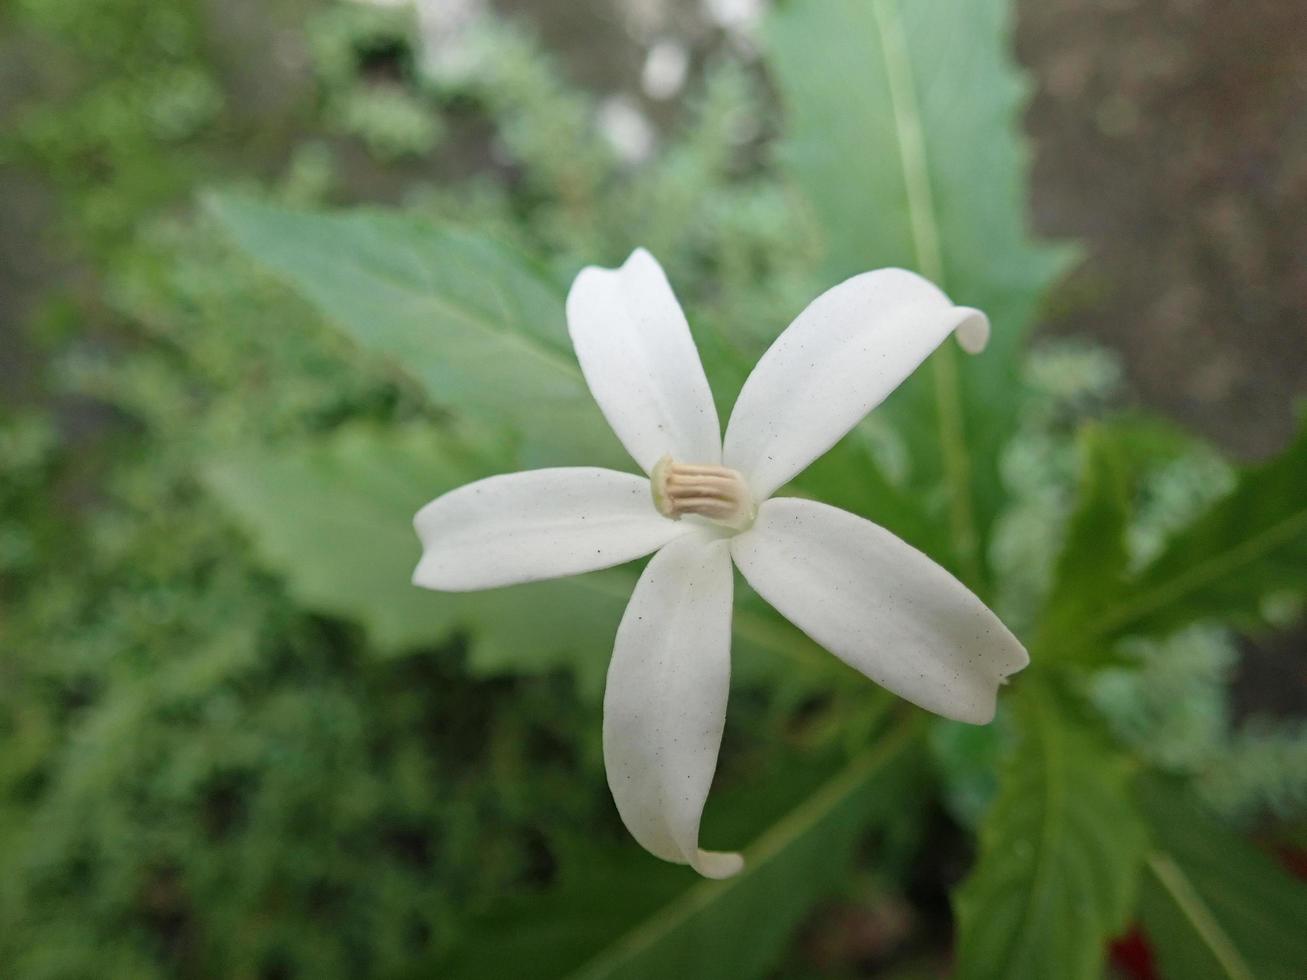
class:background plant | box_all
[2,0,1305,977]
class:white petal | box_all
[722,268,989,498]
[731,498,1027,725]
[567,248,722,474]
[413,467,684,591]
[603,532,742,878]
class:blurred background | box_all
[1,0,1304,977]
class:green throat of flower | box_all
[651,455,757,532]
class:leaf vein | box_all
[1146,852,1255,980]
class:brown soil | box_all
[1018,0,1307,459]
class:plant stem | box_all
[873,0,984,591]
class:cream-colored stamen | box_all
[651,455,756,531]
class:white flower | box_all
[641,39,690,100]
[596,95,658,166]
[412,249,1028,878]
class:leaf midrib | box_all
[1094,504,1307,640]
[1146,852,1255,980]
[215,197,587,390]
[351,236,587,387]
[1008,690,1065,972]
[870,0,983,590]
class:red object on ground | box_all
[1110,841,1307,980]
[1109,927,1159,980]
[1275,844,1307,881]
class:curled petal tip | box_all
[604,535,735,880]
[721,270,995,497]
[955,309,990,355]
[692,849,745,879]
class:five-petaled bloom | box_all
[412,250,1028,878]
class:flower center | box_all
[651,455,756,531]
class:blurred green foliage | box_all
[2,0,1306,978]
[4,0,223,255]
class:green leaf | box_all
[953,686,1147,979]
[1135,777,1307,980]
[1035,425,1131,657]
[1095,412,1307,643]
[765,0,1074,590]
[436,714,925,980]
[205,424,479,652]
[204,193,623,469]
[205,425,632,692]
